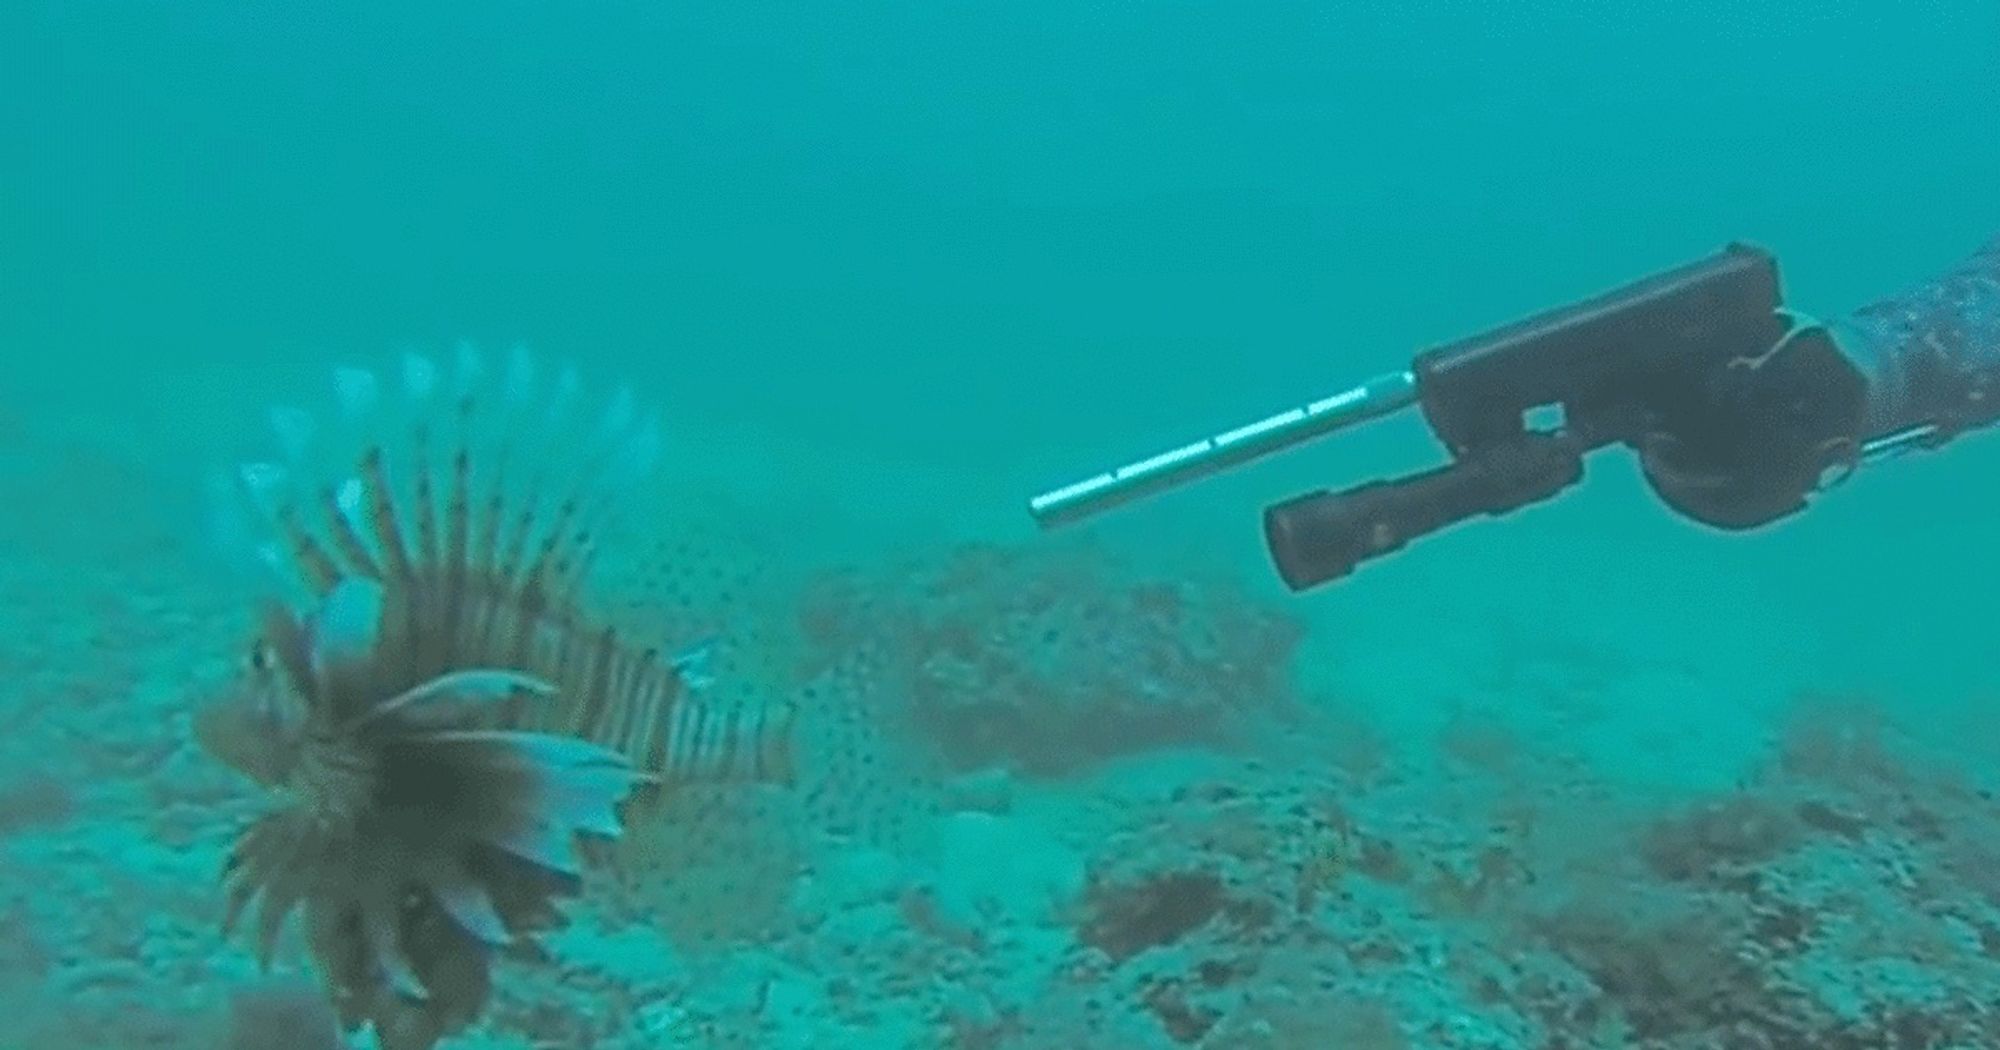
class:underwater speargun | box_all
[1029,243,1977,592]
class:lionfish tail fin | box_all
[606,641,798,815]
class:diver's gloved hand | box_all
[1640,234,2000,531]
[1828,235,2000,449]
[1633,312,1869,531]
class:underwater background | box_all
[8,2,2000,1047]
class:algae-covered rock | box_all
[798,540,1304,776]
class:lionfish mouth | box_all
[200,346,796,1049]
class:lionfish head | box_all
[192,635,306,789]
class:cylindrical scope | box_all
[1263,434,1585,591]
[1262,467,1457,591]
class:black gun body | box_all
[1413,244,1786,456]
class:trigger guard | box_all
[1637,430,1813,530]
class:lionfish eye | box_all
[247,642,270,673]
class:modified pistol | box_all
[1028,244,1920,592]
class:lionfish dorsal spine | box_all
[566,624,618,738]
[442,419,473,648]
[212,345,802,795]
[358,446,413,583]
[323,479,381,580]
[235,462,342,600]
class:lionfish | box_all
[193,347,797,1049]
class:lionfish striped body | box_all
[195,347,792,1049]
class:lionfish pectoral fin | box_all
[418,728,637,770]
[346,669,558,734]
[544,766,642,839]
[418,857,513,948]
[403,728,647,862]
[361,892,429,1001]
[487,815,584,878]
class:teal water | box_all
[8,3,2000,1047]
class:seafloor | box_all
[6,367,2000,1050]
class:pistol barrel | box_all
[1028,369,1420,529]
